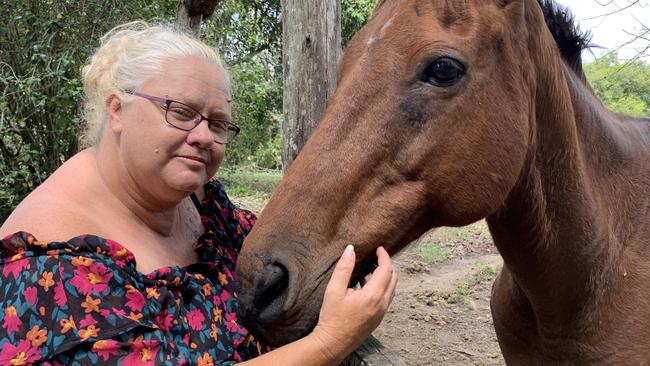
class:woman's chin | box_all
[166,174,208,194]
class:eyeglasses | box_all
[124,90,240,145]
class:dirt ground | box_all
[233,197,505,366]
[373,222,504,366]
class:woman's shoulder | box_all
[1,150,102,239]
[0,193,99,241]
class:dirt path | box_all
[233,198,505,365]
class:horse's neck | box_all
[487,58,648,327]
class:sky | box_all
[554,0,650,62]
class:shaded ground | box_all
[232,197,505,366]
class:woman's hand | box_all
[310,245,398,363]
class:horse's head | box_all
[237,0,552,346]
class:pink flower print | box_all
[92,339,120,361]
[234,210,252,231]
[106,239,134,267]
[154,310,174,331]
[112,307,126,317]
[24,286,37,305]
[225,312,241,333]
[54,278,67,307]
[186,309,205,331]
[2,256,29,280]
[157,267,171,275]
[125,288,145,312]
[123,340,160,366]
[70,263,113,295]
[79,314,98,328]
[234,350,242,362]
[219,290,232,302]
[211,295,222,307]
[0,339,41,365]
[2,306,21,335]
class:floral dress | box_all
[0,181,267,365]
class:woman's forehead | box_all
[154,56,232,101]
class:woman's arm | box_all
[238,245,398,366]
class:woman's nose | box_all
[187,119,215,147]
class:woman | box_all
[0,22,397,365]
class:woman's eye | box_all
[209,121,227,133]
[420,57,465,87]
[168,107,196,121]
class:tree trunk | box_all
[281,0,341,171]
[175,0,221,36]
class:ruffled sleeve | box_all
[0,232,172,365]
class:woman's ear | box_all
[106,93,123,134]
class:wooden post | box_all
[175,0,221,36]
[281,0,341,171]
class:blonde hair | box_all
[80,21,227,147]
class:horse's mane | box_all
[537,0,592,77]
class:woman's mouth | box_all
[177,155,207,165]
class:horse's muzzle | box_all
[237,261,318,347]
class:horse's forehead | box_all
[368,0,482,44]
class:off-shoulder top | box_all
[0,180,267,365]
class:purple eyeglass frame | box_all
[124,90,240,144]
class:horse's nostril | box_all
[252,263,289,312]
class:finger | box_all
[363,247,394,292]
[385,268,398,305]
[326,245,356,294]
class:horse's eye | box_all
[421,57,465,87]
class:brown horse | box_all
[236,0,650,364]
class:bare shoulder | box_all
[1,150,101,241]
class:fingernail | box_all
[343,244,354,258]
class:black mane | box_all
[538,0,592,74]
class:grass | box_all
[217,167,282,199]
[415,242,450,263]
[454,283,470,297]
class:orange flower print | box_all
[203,284,212,297]
[212,307,222,323]
[218,272,228,286]
[26,325,48,347]
[71,256,93,267]
[198,352,215,366]
[37,271,54,292]
[81,295,101,313]
[210,324,219,341]
[78,325,99,341]
[145,287,160,300]
[60,316,76,334]
[127,312,143,322]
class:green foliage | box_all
[342,0,377,47]
[203,0,283,169]
[0,0,178,220]
[585,52,650,117]
[217,167,282,199]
